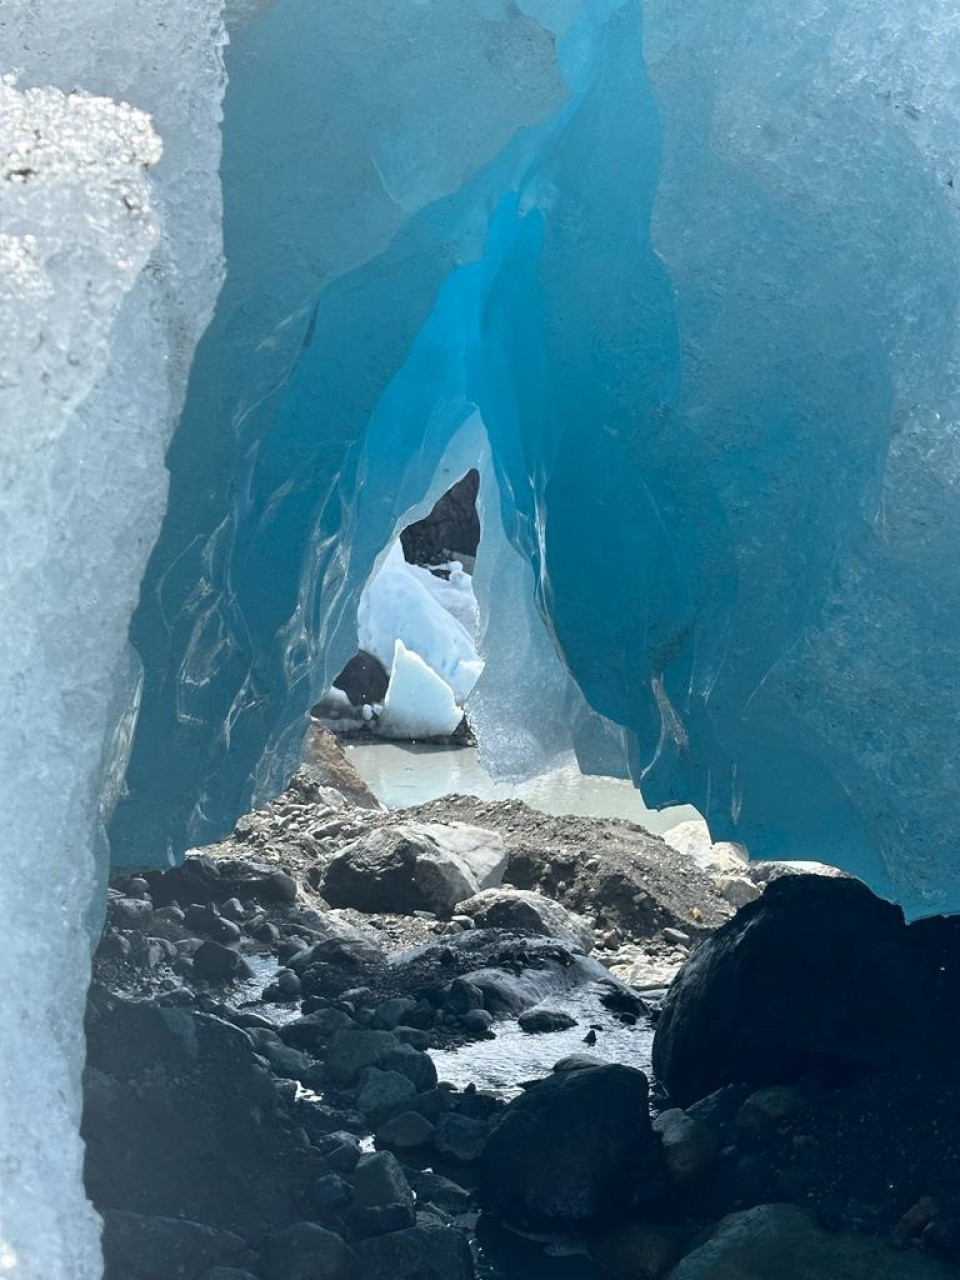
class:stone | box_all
[377,1110,436,1150]
[100,1211,245,1280]
[357,1068,417,1121]
[433,1113,490,1163]
[518,1007,577,1034]
[353,1225,475,1280]
[455,887,595,952]
[258,1222,360,1280]
[653,874,960,1106]
[736,1086,802,1130]
[84,1000,325,1235]
[280,1008,355,1050]
[446,977,485,1014]
[276,968,302,998]
[374,996,419,1029]
[652,1109,720,1183]
[378,1044,439,1092]
[590,1222,683,1280]
[324,1030,399,1085]
[321,822,508,917]
[348,1152,416,1239]
[462,1008,494,1034]
[480,1065,664,1232]
[553,1054,607,1072]
[662,928,691,947]
[664,1203,958,1279]
[712,875,762,909]
[192,942,252,983]
[110,896,154,928]
[411,1170,473,1212]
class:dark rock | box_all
[313,1174,354,1213]
[84,998,326,1234]
[652,875,960,1106]
[379,1044,438,1092]
[324,1029,399,1086]
[446,978,484,1014]
[924,1218,960,1261]
[332,650,390,707]
[400,468,481,568]
[258,1222,360,1280]
[145,855,297,909]
[354,1224,475,1280]
[280,1008,355,1050]
[110,896,154,928]
[373,996,419,1029]
[461,1008,494,1034]
[652,1108,720,1183]
[518,1008,577,1034]
[480,1065,664,1232]
[348,1152,416,1238]
[589,1221,683,1280]
[357,1068,417,1121]
[433,1113,489,1163]
[192,941,252,983]
[100,1210,244,1280]
[276,968,302,998]
[377,1110,436,1150]
[411,1170,473,1213]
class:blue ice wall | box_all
[113,0,960,919]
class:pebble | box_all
[518,1008,578,1034]
[662,927,691,947]
[192,941,252,983]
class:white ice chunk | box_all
[378,640,464,739]
[358,541,484,704]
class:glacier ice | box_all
[379,640,466,741]
[358,540,483,708]
[106,0,960,923]
[0,1,226,1275]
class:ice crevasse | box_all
[4,1,960,1272]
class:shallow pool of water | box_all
[346,742,697,835]
[430,990,655,1100]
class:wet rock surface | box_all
[88,744,960,1279]
[653,874,960,1105]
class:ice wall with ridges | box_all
[0,2,226,1273]
[112,0,960,919]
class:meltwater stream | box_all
[346,742,697,833]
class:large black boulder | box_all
[479,1064,664,1233]
[653,874,960,1106]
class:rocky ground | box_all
[86,739,960,1280]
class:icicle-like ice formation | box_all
[0,3,226,1274]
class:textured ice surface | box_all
[0,1,226,1275]
[379,640,464,740]
[358,541,482,706]
[112,1,960,919]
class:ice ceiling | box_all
[4,2,960,1268]
[109,0,960,922]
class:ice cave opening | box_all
[8,1,960,1278]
